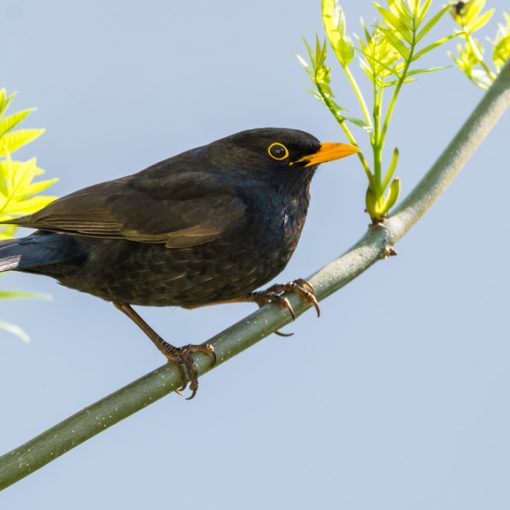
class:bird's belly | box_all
[58,232,296,307]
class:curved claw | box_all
[274,329,295,337]
[186,380,199,400]
[252,292,296,320]
[278,295,296,320]
[159,341,216,400]
[263,278,321,318]
[289,279,320,318]
[183,343,216,400]
[294,278,315,294]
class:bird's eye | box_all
[268,142,289,161]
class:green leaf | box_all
[303,38,314,65]
[374,3,413,44]
[392,1,415,30]
[365,187,378,220]
[322,0,355,66]
[467,0,487,23]
[463,0,486,26]
[343,116,373,132]
[0,129,45,156]
[468,8,495,33]
[0,89,57,347]
[416,4,451,43]
[378,27,410,60]
[296,53,309,70]
[493,17,510,71]
[452,0,495,33]
[0,160,11,197]
[0,90,16,118]
[0,225,17,240]
[329,99,346,113]
[3,195,56,215]
[0,154,19,197]
[384,77,417,86]
[412,33,458,60]
[23,177,59,197]
[0,320,30,343]
[361,16,371,41]
[0,90,6,118]
[358,22,405,83]
[0,290,51,300]
[382,147,399,190]
[406,65,450,76]
[10,158,39,197]
[417,0,433,25]
[305,87,324,103]
[383,177,401,214]
[0,109,35,138]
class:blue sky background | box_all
[1,1,509,508]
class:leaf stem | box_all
[380,33,416,145]
[343,65,372,126]
[372,81,383,194]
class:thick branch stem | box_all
[1,60,509,492]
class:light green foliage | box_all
[322,0,355,66]
[493,13,510,71]
[0,89,57,341]
[297,38,372,134]
[298,0,454,222]
[450,1,510,88]
[357,19,403,87]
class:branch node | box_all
[381,245,398,259]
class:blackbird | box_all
[0,128,359,397]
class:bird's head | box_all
[205,127,360,187]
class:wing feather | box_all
[10,171,246,248]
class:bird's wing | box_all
[11,172,247,248]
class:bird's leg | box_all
[255,278,320,318]
[113,303,216,399]
[221,278,320,326]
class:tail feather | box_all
[0,254,22,272]
[0,232,86,275]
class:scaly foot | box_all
[248,278,320,320]
[158,340,216,399]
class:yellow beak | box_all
[296,142,360,167]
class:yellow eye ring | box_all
[268,142,289,161]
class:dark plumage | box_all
[0,127,359,397]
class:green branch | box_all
[0,59,509,492]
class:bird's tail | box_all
[0,232,86,275]
[0,239,25,272]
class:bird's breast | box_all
[279,198,307,245]
[239,190,309,272]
